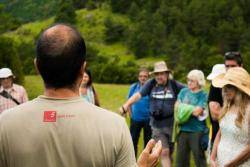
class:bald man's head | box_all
[36,24,86,89]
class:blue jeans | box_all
[130,119,152,157]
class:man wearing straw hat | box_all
[121,61,184,167]
[0,68,28,113]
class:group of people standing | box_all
[0,23,249,167]
[121,52,250,167]
[0,24,162,167]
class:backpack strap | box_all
[0,90,20,105]
[169,80,180,97]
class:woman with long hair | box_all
[79,70,100,106]
[210,67,250,167]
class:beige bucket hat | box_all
[151,61,171,74]
[212,67,250,96]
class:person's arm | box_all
[120,79,155,114]
[127,107,132,117]
[210,130,221,167]
[192,107,204,117]
[22,87,29,103]
[120,92,142,113]
[125,84,137,116]
[209,101,221,120]
[193,92,207,117]
[137,139,162,167]
[224,145,250,167]
[208,85,222,120]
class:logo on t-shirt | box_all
[43,111,57,122]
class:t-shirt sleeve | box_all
[128,84,136,99]
[197,92,208,109]
[208,85,223,106]
[177,88,185,102]
[140,79,155,97]
[115,119,137,167]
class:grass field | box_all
[24,75,202,167]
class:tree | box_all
[104,16,127,43]
[0,36,24,84]
[128,2,140,21]
[0,4,20,34]
[109,0,132,13]
[54,0,76,24]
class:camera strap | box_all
[0,90,20,105]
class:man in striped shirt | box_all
[0,68,28,113]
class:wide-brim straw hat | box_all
[212,67,250,96]
[150,61,171,74]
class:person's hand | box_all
[119,105,128,117]
[192,107,203,117]
[210,158,217,167]
[137,139,162,167]
[224,162,236,167]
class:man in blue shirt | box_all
[128,68,151,157]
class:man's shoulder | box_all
[88,104,126,125]
[38,97,125,122]
[13,83,26,91]
[0,99,37,126]
[0,97,126,130]
[1,97,36,113]
[130,82,138,89]
[144,78,156,87]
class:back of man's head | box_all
[36,24,86,89]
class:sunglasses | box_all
[139,75,148,78]
[0,76,12,80]
[224,52,241,59]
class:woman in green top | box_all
[175,69,208,167]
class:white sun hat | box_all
[207,64,226,80]
[0,68,14,78]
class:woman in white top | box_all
[210,67,250,167]
[79,70,100,106]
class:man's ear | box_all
[34,58,40,75]
[80,61,87,76]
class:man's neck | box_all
[44,88,79,98]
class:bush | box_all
[104,16,127,43]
